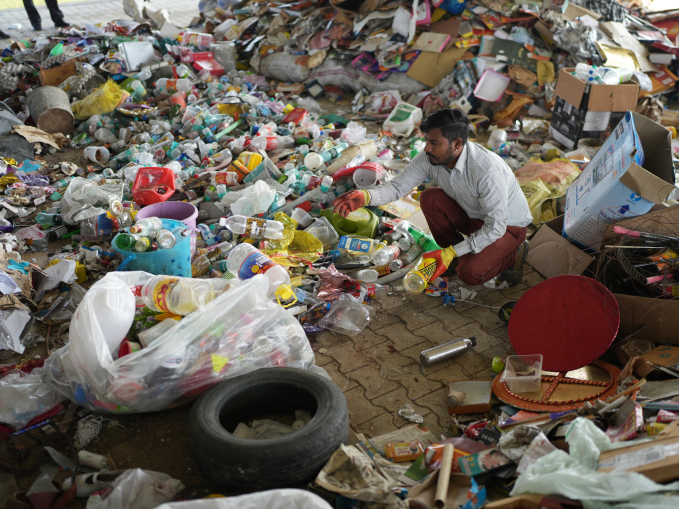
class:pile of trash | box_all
[0,0,679,507]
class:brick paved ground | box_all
[0,0,199,47]
[313,265,543,442]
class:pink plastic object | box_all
[136,201,199,257]
[131,167,176,207]
[192,52,225,77]
[613,226,639,237]
[331,162,386,183]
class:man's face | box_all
[423,128,462,167]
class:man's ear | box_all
[453,138,464,153]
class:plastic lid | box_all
[468,336,477,347]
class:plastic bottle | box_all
[318,176,332,194]
[156,78,191,94]
[116,233,142,251]
[356,269,379,283]
[156,229,176,249]
[403,256,439,294]
[220,215,284,240]
[135,69,152,81]
[36,212,62,228]
[371,244,400,267]
[134,236,151,252]
[601,67,634,85]
[191,241,235,277]
[362,283,389,298]
[94,128,117,144]
[141,275,216,315]
[226,243,290,296]
[130,217,163,236]
[320,143,349,162]
[338,235,377,254]
[250,135,294,151]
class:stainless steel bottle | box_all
[419,337,476,365]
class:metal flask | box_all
[419,337,477,365]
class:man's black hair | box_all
[420,108,471,145]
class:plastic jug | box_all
[131,167,176,206]
[383,102,423,137]
[320,207,378,239]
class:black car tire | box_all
[188,367,349,491]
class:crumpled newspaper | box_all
[497,425,542,462]
[315,445,408,509]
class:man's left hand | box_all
[422,246,458,280]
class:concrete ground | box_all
[312,267,541,440]
[0,0,198,45]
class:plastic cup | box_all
[291,207,314,228]
[83,146,110,164]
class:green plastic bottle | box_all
[116,233,141,251]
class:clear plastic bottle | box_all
[156,229,176,249]
[320,143,349,162]
[156,78,191,94]
[356,269,379,283]
[94,128,117,143]
[403,256,439,294]
[134,236,151,252]
[371,244,400,267]
[320,175,333,193]
[191,241,234,277]
[141,275,216,315]
[226,243,290,296]
[130,217,163,236]
[220,215,284,240]
[400,243,423,265]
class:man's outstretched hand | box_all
[331,190,369,218]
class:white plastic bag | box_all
[59,177,124,225]
[155,489,332,509]
[0,368,64,430]
[341,122,367,144]
[221,180,276,216]
[511,418,679,502]
[41,272,315,414]
[318,293,374,336]
[259,53,310,83]
[87,469,183,509]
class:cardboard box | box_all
[549,67,639,149]
[446,380,492,415]
[527,216,594,279]
[598,206,679,345]
[597,434,679,482]
[563,111,675,251]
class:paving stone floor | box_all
[311,265,545,442]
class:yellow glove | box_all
[422,246,458,280]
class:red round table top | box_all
[508,275,620,372]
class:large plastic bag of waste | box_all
[258,53,310,83]
[41,271,315,414]
[59,177,124,225]
[511,418,679,503]
[88,469,184,509]
[514,159,581,226]
[71,80,129,120]
[156,489,332,509]
[307,59,426,95]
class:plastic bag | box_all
[155,489,333,509]
[265,230,324,267]
[511,418,679,502]
[0,368,64,430]
[40,272,315,414]
[87,469,183,509]
[260,212,297,252]
[341,121,367,144]
[71,80,129,120]
[514,159,581,226]
[318,293,374,336]
[59,177,124,225]
[365,90,401,114]
[221,180,276,216]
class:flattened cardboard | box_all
[430,17,462,51]
[407,47,470,88]
[597,435,679,482]
[526,216,594,278]
[641,346,679,370]
[561,2,601,21]
[412,32,451,53]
